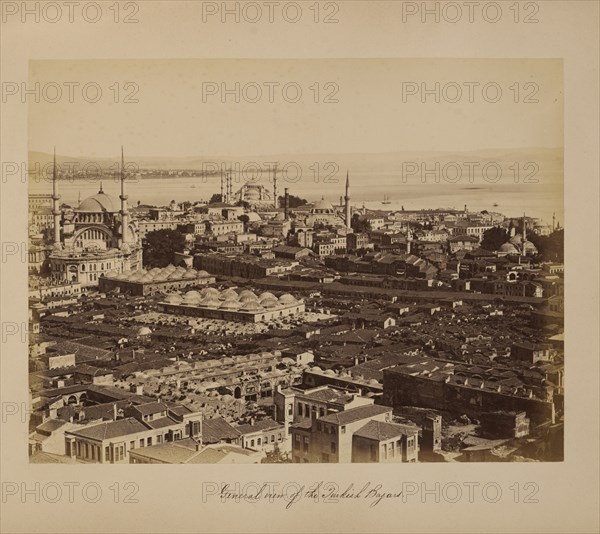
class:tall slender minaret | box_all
[273,164,278,209]
[552,212,556,231]
[226,167,232,203]
[344,170,351,229]
[220,170,225,202]
[120,147,129,247]
[51,148,61,246]
[521,213,527,257]
[406,223,412,254]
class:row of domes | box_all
[163,288,300,311]
[105,264,211,283]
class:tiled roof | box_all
[236,417,282,435]
[145,416,178,430]
[202,417,242,443]
[318,404,391,426]
[353,420,418,442]
[301,387,354,404]
[67,417,148,441]
[133,402,169,416]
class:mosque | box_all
[303,171,352,228]
[497,215,538,257]
[48,149,142,287]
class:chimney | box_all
[284,188,290,219]
[250,417,255,426]
[113,403,118,421]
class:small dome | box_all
[137,326,152,336]
[201,297,221,308]
[498,242,519,253]
[368,379,381,386]
[201,287,220,298]
[221,288,239,300]
[196,270,210,277]
[220,299,240,310]
[182,292,202,305]
[311,366,323,373]
[258,292,276,302]
[279,293,297,304]
[239,290,257,300]
[165,294,183,305]
[261,298,279,309]
[240,301,264,312]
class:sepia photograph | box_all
[26,58,564,465]
[1,2,598,533]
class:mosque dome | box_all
[78,189,119,213]
[498,242,519,254]
[137,326,152,336]
[311,198,335,213]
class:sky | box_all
[28,58,563,158]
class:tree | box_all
[238,214,250,231]
[351,213,370,233]
[481,226,509,251]
[143,229,186,268]
[527,229,564,262]
[209,193,222,204]
[279,194,308,208]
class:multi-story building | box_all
[290,404,401,463]
[63,401,203,464]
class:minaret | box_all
[521,213,527,257]
[51,148,61,246]
[406,223,412,254]
[344,170,351,229]
[284,188,290,219]
[552,212,556,231]
[225,167,232,203]
[220,170,224,203]
[120,147,129,247]
[273,164,278,209]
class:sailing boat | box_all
[382,194,391,205]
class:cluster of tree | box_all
[481,226,510,251]
[278,194,307,209]
[351,213,371,233]
[142,229,186,267]
[208,193,222,204]
[528,229,564,262]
